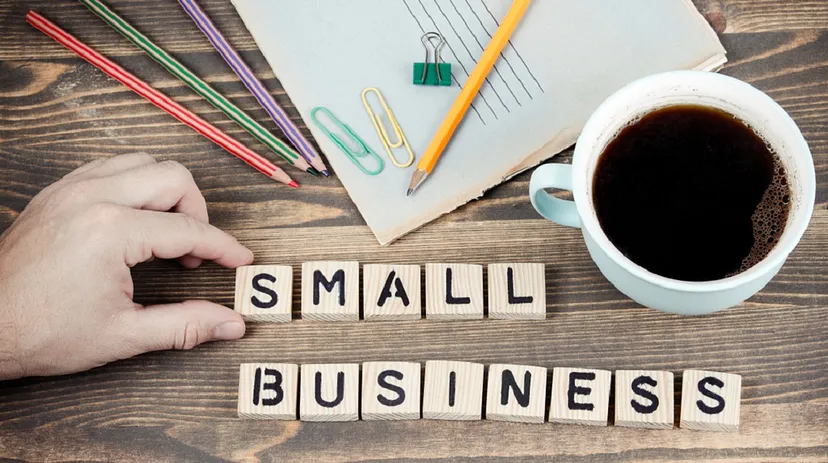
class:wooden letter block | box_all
[363,264,421,321]
[361,361,422,420]
[237,363,298,420]
[425,264,484,320]
[548,367,612,426]
[422,360,484,420]
[680,370,742,432]
[300,364,359,421]
[301,262,360,321]
[234,265,293,322]
[486,364,548,424]
[487,263,546,320]
[614,370,674,429]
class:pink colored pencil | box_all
[26,11,298,188]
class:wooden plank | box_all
[425,264,484,320]
[487,263,546,320]
[299,363,360,422]
[614,370,675,429]
[237,363,298,420]
[485,364,548,424]
[548,367,612,426]
[680,370,742,432]
[361,361,422,420]
[362,264,421,321]
[422,360,485,420]
[301,262,360,321]
[234,265,292,322]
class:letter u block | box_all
[300,364,360,421]
[301,262,360,321]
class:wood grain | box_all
[0,0,826,461]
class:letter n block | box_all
[425,264,484,320]
[422,360,484,420]
[548,367,611,426]
[361,361,422,420]
[300,364,360,422]
[234,265,293,322]
[363,264,422,321]
[614,370,674,429]
[487,263,546,320]
[680,370,742,432]
[237,363,298,420]
[486,364,547,424]
[301,262,360,321]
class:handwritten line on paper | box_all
[479,0,545,94]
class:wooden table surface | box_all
[1,1,827,461]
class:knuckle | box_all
[174,319,202,350]
[158,160,194,182]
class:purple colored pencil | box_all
[177,0,330,177]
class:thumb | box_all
[121,300,246,353]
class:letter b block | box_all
[300,364,360,421]
[680,370,742,432]
[361,361,422,420]
[237,363,298,420]
[425,264,484,320]
[302,262,360,321]
[548,367,612,426]
[235,265,293,322]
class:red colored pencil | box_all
[26,11,298,188]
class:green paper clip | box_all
[310,107,384,176]
[414,32,452,86]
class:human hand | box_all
[0,153,253,380]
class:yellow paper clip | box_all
[361,87,415,168]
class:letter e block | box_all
[423,360,484,420]
[300,364,359,421]
[301,262,360,321]
[548,367,611,426]
[363,264,421,321]
[680,370,741,432]
[234,265,293,322]
[615,370,674,429]
[237,363,298,420]
[425,264,484,320]
[361,361,421,420]
[486,364,547,424]
[488,263,546,320]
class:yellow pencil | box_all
[407,0,533,196]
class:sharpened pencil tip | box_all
[406,188,413,197]
[307,167,320,177]
[320,169,331,177]
[289,180,300,189]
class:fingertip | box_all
[213,320,246,341]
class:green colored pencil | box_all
[78,0,318,176]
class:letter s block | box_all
[301,262,360,321]
[680,370,741,432]
[234,265,293,323]
[361,361,422,420]
[615,370,674,429]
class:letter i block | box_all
[301,262,360,321]
[614,370,674,429]
[234,265,293,322]
[680,370,742,432]
[422,360,485,420]
[487,263,546,320]
[548,367,612,426]
[486,364,548,424]
[237,363,298,420]
[425,264,484,320]
[361,361,422,420]
[300,364,360,421]
[363,264,422,321]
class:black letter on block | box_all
[630,375,659,414]
[501,370,532,407]
[507,267,533,304]
[445,268,471,304]
[251,273,278,309]
[377,270,410,307]
[448,371,457,407]
[568,371,595,411]
[253,367,284,406]
[315,371,345,408]
[697,376,726,414]
[377,370,406,407]
[314,269,345,306]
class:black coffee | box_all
[593,105,791,282]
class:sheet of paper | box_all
[232,0,726,245]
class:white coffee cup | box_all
[529,71,815,315]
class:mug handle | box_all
[529,164,582,228]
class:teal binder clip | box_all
[414,32,451,86]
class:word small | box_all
[238,362,742,432]
[234,262,546,322]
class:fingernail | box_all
[213,322,245,340]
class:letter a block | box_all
[301,262,360,321]
[548,367,612,426]
[300,364,360,421]
[363,264,421,321]
[615,370,674,429]
[425,264,484,320]
[361,361,422,420]
[487,263,546,320]
[423,360,485,420]
[680,370,742,432]
[237,363,298,420]
[486,364,548,423]
[234,265,293,322]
